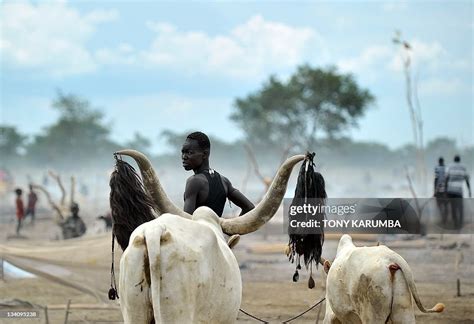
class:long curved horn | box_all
[115,149,191,219]
[220,154,305,235]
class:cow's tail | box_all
[119,229,163,324]
[144,225,168,324]
[389,254,445,313]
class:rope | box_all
[239,296,326,323]
[108,233,119,300]
[239,308,268,323]
[282,297,325,323]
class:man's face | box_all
[181,139,206,171]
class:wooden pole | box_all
[44,306,50,324]
[46,304,119,310]
[70,176,76,206]
[64,299,71,324]
[456,278,461,297]
[455,245,463,297]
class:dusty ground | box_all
[0,217,473,324]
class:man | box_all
[181,131,254,216]
[15,188,24,236]
[25,184,38,225]
[434,157,448,224]
[97,211,113,231]
[445,155,471,229]
[61,202,87,239]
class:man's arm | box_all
[225,178,255,215]
[183,176,204,214]
[445,172,450,193]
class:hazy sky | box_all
[1,1,472,154]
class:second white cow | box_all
[323,235,444,324]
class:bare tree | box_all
[48,170,66,207]
[31,184,65,221]
[243,143,292,200]
[393,30,427,194]
[32,171,77,223]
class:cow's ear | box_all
[323,260,331,274]
[227,234,240,249]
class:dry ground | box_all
[0,218,472,324]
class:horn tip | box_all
[114,149,144,157]
[115,149,135,154]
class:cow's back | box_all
[120,213,242,324]
[326,245,397,323]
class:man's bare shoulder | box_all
[218,174,236,193]
[186,174,207,187]
[218,173,231,185]
[184,174,207,198]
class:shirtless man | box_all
[181,132,254,217]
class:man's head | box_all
[454,155,461,163]
[71,202,80,216]
[438,157,444,165]
[15,188,22,196]
[29,184,33,192]
[181,132,211,171]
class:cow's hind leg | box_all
[389,309,415,324]
[387,270,415,324]
[359,312,388,324]
[323,300,342,324]
[390,284,415,324]
[119,234,154,324]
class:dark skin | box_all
[182,138,255,215]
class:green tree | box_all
[0,125,27,161]
[424,137,459,167]
[231,65,375,152]
[27,92,118,168]
[160,129,187,153]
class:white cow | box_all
[323,235,445,324]
[111,150,305,324]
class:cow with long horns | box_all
[110,149,305,324]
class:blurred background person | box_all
[445,155,471,229]
[434,157,448,225]
[15,188,24,236]
[24,184,38,225]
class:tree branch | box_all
[31,184,64,220]
[70,176,76,206]
[243,143,266,183]
[48,170,66,207]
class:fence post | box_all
[44,306,50,324]
[64,299,71,324]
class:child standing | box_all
[15,188,24,235]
